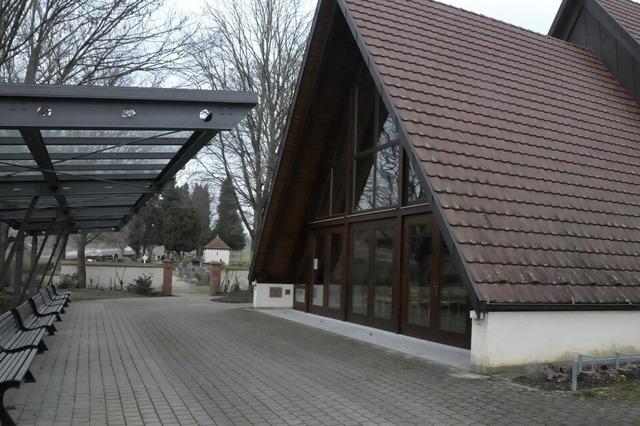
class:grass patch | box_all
[576,375,640,401]
[193,285,210,295]
[66,288,147,302]
[514,366,640,401]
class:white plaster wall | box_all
[204,249,230,264]
[471,311,640,372]
[253,283,294,308]
[60,261,164,291]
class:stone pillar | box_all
[209,261,222,296]
[162,261,173,296]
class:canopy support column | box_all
[0,196,38,291]
[45,232,69,290]
[21,230,50,302]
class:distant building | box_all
[204,237,231,264]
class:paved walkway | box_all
[8,294,639,425]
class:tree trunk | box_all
[77,232,87,289]
[0,223,9,282]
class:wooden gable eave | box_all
[333,0,484,316]
[550,0,640,103]
[250,0,363,284]
[249,0,336,283]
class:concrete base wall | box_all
[60,261,164,291]
[471,311,640,372]
[253,283,294,308]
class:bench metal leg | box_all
[37,341,48,353]
[55,313,62,322]
[0,383,16,426]
[23,370,35,384]
[47,325,56,336]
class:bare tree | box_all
[185,0,311,250]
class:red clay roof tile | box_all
[346,0,640,305]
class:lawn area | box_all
[0,288,146,314]
[193,285,210,295]
[69,288,146,302]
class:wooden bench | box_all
[50,284,71,305]
[44,285,69,307]
[28,290,65,322]
[0,310,49,425]
[12,301,56,337]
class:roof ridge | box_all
[365,0,577,47]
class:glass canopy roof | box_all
[0,83,257,234]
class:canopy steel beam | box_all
[0,84,257,131]
[20,129,73,232]
[1,174,160,182]
[0,180,155,197]
[0,164,166,173]
[13,231,24,306]
[45,232,69,289]
[1,152,176,161]
[0,206,132,221]
[39,230,64,290]
[21,220,122,232]
[132,130,218,215]
[22,230,50,302]
[0,136,184,146]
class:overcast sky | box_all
[172,0,565,35]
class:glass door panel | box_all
[439,241,468,334]
[373,228,394,319]
[406,222,432,327]
[312,235,325,307]
[350,230,370,315]
[328,234,343,310]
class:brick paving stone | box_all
[3,294,639,425]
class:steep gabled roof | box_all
[599,0,640,41]
[252,0,640,310]
[345,0,640,307]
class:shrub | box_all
[58,273,79,289]
[127,274,153,295]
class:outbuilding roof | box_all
[205,237,231,251]
[252,0,640,310]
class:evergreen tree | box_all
[163,202,201,255]
[127,197,163,258]
[214,178,246,251]
[191,184,213,254]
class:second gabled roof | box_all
[344,0,640,307]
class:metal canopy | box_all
[0,83,257,233]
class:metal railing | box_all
[571,352,640,391]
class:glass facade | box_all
[350,230,370,315]
[328,234,343,310]
[313,236,325,307]
[407,223,432,327]
[300,68,470,348]
[373,228,394,319]
[439,241,468,334]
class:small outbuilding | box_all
[204,237,232,265]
